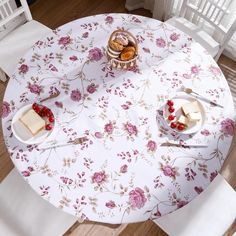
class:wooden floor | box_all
[0,0,235,235]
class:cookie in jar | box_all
[107,30,138,69]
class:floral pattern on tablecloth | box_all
[2,14,235,223]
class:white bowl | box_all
[11,104,55,144]
[163,94,206,134]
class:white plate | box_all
[163,94,206,134]
[11,104,55,144]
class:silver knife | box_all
[160,142,208,148]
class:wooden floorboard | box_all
[0,0,235,235]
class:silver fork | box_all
[38,136,88,150]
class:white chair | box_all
[0,168,77,236]
[154,174,236,236]
[0,0,51,80]
[166,0,236,61]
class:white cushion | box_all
[166,17,219,58]
[0,20,51,76]
[154,174,236,236]
[0,168,77,236]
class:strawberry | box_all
[49,116,54,123]
[168,115,175,121]
[45,124,52,130]
[167,100,174,106]
[168,106,175,113]
[177,123,185,131]
[170,122,177,129]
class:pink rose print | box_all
[121,101,132,110]
[22,170,31,177]
[194,186,203,194]
[60,177,73,185]
[129,187,147,209]
[71,89,82,102]
[69,55,78,61]
[142,47,150,53]
[209,65,221,76]
[201,129,210,136]
[132,16,141,23]
[2,101,11,118]
[104,122,114,134]
[19,64,29,74]
[88,47,103,61]
[28,83,42,95]
[124,122,138,136]
[156,37,166,48]
[120,164,128,173]
[147,140,157,152]
[105,16,113,24]
[221,118,234,136]
[191,65,200,74]
[58,36,71,46]
[161,164,178,179]
[210,170,218,182]
[87,83,97,94]
[95,132,103,138]
[55,101,63,108]
[177,200,188,209]
[154,210,161,217]
[105,200,116,209]
[127,64,140,73]
[92,171,106,185]
[183,73,191,79]
[121,104,129,110]
[49,64,58,72]
[170,33,180,41]
[82,32,89,38]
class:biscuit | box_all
[120,46,136,61]
[114,35,129,46]
[109,40,124,52]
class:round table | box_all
[2,14,235,224]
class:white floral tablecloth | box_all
[2,14,235,223]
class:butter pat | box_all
[182,101,200,115]
[178,115,189,126]
[187,112,202,122]
[20,109,45,135]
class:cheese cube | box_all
[178,115,189,126]
[182,101,200,115]
[187,112,202,122]
[20,109,45,135]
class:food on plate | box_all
[165,99,203,132]
[177,123,185,131]
[167,100,174,106]
[177,115,188,126]
[168,114,175,121]
[170,122,177,129]
[45,124,53,130]
[19,103,55,136]
[168,106,175,113]
[181,101,200,115]
[20,109,45,135]
[187,112,202,122]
